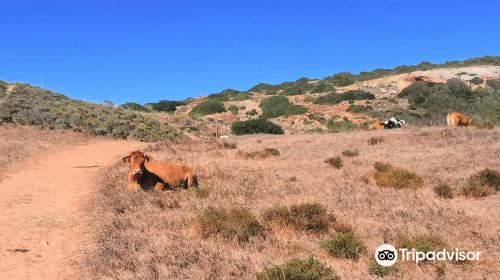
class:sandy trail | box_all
[0,139,146,280]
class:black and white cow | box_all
[383,117,407,129]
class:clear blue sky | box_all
[1,0,499,104]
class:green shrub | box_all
[324,72,357,86]
[189,100,226,117]
[119,102,148,112]
[208,89,252,101]
[311,82,336,93]
[347,105,373,113]
[231,118,284,135]
[146,100,185,112]
[326,118,356,133]
[262,203,335,234]
[397,235,445,253]
[249,83,276,93]
[258,257,341,280]
[342,149,359,157]
[315,90,374,105]
[245,109,258,116]
[320,231,365,260]
[260,96,307,118]
[373,163,423,189]
[192,207,264,242]
[434,183,454,199]
[228,104,239,115]
[369,261,400,278]
[325,156,343,169]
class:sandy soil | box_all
[0,139,146,280]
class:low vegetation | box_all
[192,206,264,242]
[258,257,341,280]
[397,235,445,253]
[262,203,335,234]
[325,156,343,169]
[260,95,307,118]
[189,100,226,117]
[0,83,180,141]
[460,168,500,197]
[368,136,384,145]
[434,183,454,199]
[237,148,280,159]
[207,89,253,101]
[369,261,400,278]
[326,117,356,133]
[314,90,374,105]
[320,231,365,260]
[342,149,359,157]
[373,162,423,189]
[231,118,284,135]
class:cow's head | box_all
[122,151,152,178]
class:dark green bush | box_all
[347,105,373,113]
[260,96,307,118]
[119,102,148,112]
[315,90,374,105]
[147,100,185,112]
[258,257,341,280]
[189,100,226,117]
[231,118,284,135]
[192,207,264,242]
[245,109,258,116]
[228,104,239,115]
[207,89,252,101]
[324,72,357,86]
[311,82,336,93]
[321,231,365,260]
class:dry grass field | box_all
[0,124,90,181]
[85,127,500,279]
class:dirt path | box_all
[0,139,146,280]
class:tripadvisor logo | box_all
[375,244,481,266]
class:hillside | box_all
[1,56,499,139]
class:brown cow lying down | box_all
[447,112,472,127]
[122,151,198,192]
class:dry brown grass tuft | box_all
[342,148,359,157]
[262,203,335,234]
[434,183,454,199]
[368,136,384,145]
[237,147,280,159]
[460,169,500,197]
[85,127,500,279]
[192,206,264,242]
[325,156,343,169]
[373,162,423,189]
[474,121,495,130]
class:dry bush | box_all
[262,203,335,234]
[373,162,423,189]
[221,140,237,149]
[325,156,343,169]
[368,136,384,145]
[238,147,280,159]
[258,257,341,280]
[320,231,365,260]
[474,121,495,130]
[460,169,500,197]
[342,149,359,157]
[397,235,446,253]
[434,183,454,199]
[192,206,264,242]
[368,261,400,278]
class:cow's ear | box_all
[144,154,152,162]
[122,155,131,163]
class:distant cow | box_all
[383,117,407,129]
[122,151,198,192]
[447,112,472,128]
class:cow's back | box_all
[145,161,192,185]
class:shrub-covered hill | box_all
[0,82,180,141]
